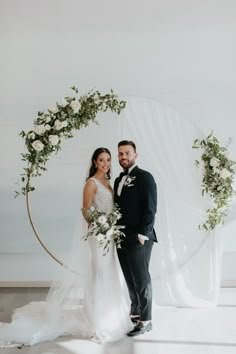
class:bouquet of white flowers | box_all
[82,204,126,255]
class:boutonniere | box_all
[124,176,136,187]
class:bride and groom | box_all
[0,140,157,346]
[83,140,157,339]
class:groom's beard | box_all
[119,159,136,170]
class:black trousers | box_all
[117,239,154,321]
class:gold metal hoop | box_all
[26,188,70,270]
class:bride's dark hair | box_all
[88,147,111,179]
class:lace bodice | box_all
[90,178,113,213]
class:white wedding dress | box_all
[0,178,131,347]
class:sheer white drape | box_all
[120,97,222,307]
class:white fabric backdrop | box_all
[120,97,222,307]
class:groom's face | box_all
[118,145,137,170]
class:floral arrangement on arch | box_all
[193,131,236,230]
[16,86,126,196]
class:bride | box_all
[0,147,132,347]
[81,147,132,340]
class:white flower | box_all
[210,157,220,168]
[48,135,59,146]
[106,227,114,240]
[224,151,230,159]
[220,168,231,179]
[70,100,80,113]
[32,140,44,152]
[98,215,107,224]
[61,98,68,107]
[45,116,51,123]
[45,124,51,131]
[48,106,59,114]
[93,93,100,102]
[213,167,220,174]
[101,102,108,111]
[124,176,136,187]
[34,124,46,136]
[97,233,105,242]
[28,132,35,140]
[54,120,65,130]
[62,121,68,128]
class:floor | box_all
[0,287,235,354]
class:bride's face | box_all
[95,152,111,174]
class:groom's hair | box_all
[118,140,136,152]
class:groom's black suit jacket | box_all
[114,166,157,247]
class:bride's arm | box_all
[82,179,97,222]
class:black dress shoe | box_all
[127,321,152,337]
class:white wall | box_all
[1,0,236,284]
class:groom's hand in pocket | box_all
[138,236,145,245]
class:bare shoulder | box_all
[84,178,97,192]
[83,178,97,210]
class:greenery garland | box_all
[16,86,126,196]
[193,132,236,230]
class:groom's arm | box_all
[138,171,157,237]
[113,177,119,201]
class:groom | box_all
[114,140,157,337]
